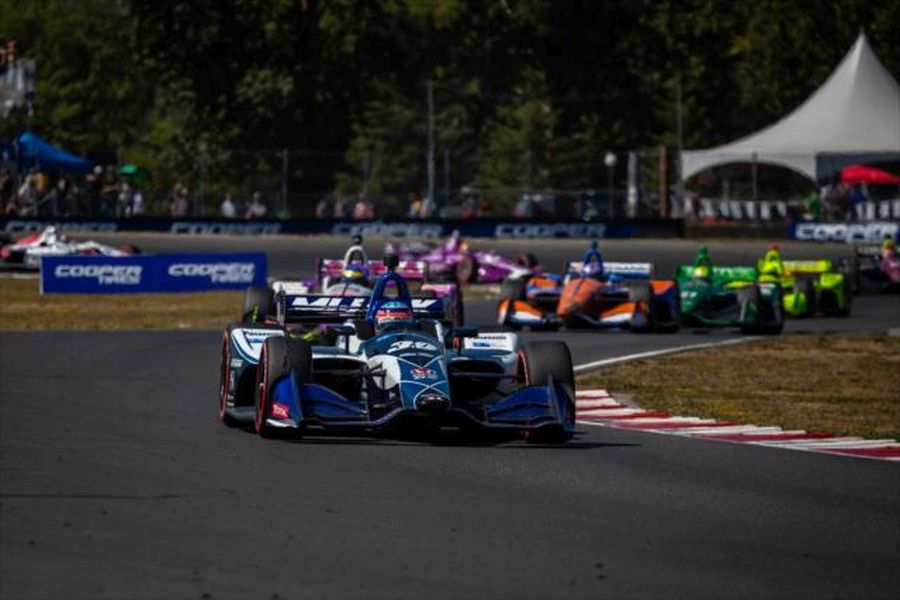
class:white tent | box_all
[682,33,900,182]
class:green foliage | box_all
[1,0,898,213]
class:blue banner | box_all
[40,253,267,294]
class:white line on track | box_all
[573,336,759,373]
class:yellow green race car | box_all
[757,248,852,318]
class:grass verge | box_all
[578,334,900,440]
[0,277,241,330]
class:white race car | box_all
[0,227,139,269]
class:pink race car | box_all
[392,230,540,284]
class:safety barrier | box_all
[1,217,685,239]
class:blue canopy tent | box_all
[16,132,93,174]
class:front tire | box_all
[218,328,241,427]
[517,341,575,443]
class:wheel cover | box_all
[218,333,230,419]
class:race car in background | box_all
[756,247,852,317]
[0,226,139,269]
[497,242,679,332]
[840,242,900,293]
[219,256,576,443]
[243,236,464,327]
[393,230,541,284]
[676,260,784,335]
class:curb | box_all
[575,388,900,462]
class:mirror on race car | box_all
[452,326,479,339]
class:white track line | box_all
[573,337,759,373]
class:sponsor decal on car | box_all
[272,402,290,419]
[290,296,439,311]
[168,262,255,284]
[410,367,438,380]
[53,264,142,285]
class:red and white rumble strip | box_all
[576,388,900,462]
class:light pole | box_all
[604,151,617,220]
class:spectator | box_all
[131,185,144,216]
[460,196,476,219]
[100,166,119,217]
[315,193,333,219]
[117,180,133,218]
[353,194,374,220]
[849,184,867,220]
[408,192,422,219]
[333,192,351,219]
[169,183,189,218]
[220,192,237,219]
[17,171,38,215]
[245,191,267,219]
[513,193,534,218]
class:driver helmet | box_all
[759,245,784,280]
[692,265,710,280]
[340,263,370,285]
[881,236,896,258]
[375,300,414,331]
[582,260,604,279]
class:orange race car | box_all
[497,242,680,332]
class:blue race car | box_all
[219,256,576,443]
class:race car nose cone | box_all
[416,393,450,414]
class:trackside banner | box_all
[789,221,899,244]
[40,253,267,294]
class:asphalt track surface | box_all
[2,235,899,599]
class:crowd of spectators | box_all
[1,165,146,218]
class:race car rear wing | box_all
[781,259,833,275]
[317,258,429,286]
[565,261,654,279]
[675,264,758,283]
[278,292,446,324]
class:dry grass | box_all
[578,334,900,439]
[0,277,242,330]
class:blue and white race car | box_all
[219,257,576,443]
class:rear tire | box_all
[243,286,274,323]
[794,277,817,318]
[738,284,763,335]
[254,336,311,438]
[501,278,527,301]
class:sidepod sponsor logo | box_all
[54,264,142,285]
[793,221,899,244]
[494,222,606,239]
[168,262,256,284]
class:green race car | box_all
[676,248,784,335]
[757,248,852,318]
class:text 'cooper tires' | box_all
[242,286,275,323]
[517,341,575,443]
[255,336,312,438]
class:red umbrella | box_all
[840,164,900,185]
